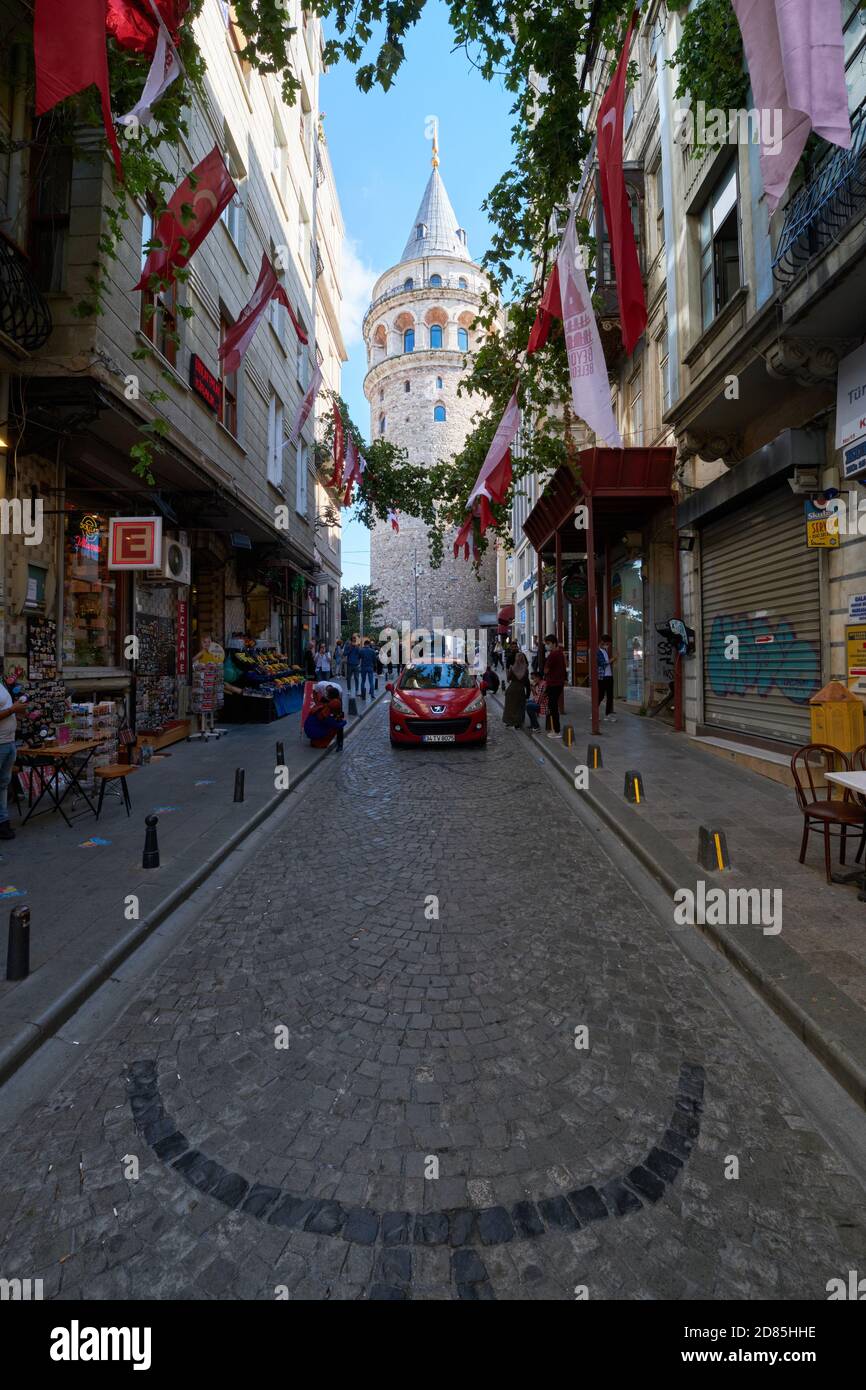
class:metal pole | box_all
[413,549,419,633]
[358,584,364,639]
[587,500,600,736]
[673,498,683,733]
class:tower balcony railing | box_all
[363,274,485,329]
[0,229,52,354]
[363,345,471,385]
[772,105,866,285]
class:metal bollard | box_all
[233,768,245,803]
[142,815,160,869]
[587,743,603,769]
[347,696,358,717]
[276,741,285,767]
[6,905,30,980]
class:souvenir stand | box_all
[187,639,226,741]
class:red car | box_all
[387,660,488,748]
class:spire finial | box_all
[432,130,439,169]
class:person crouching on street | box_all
[304,685,346,750]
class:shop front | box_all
[523,449,678,735]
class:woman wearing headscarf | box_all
[502,650,530,729]
[304,684,346,749]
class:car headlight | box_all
[464,692,485,713]
[391,693,413,714]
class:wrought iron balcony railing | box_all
[772,108,866,284]
[0,229,52,353]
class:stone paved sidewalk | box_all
[0,689,383,1081]
[0,701,864,1300]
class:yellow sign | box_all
[847,624,866,694]
[805,508,840,548]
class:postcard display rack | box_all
[135,593,177,734]
[69,702,121,791]
[188,643,226,741]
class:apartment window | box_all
[624,91,635,137]
[267,390,284,487]
[657,329,670,416]
[429,324,443,349]
[28,122,72,293]
[296,440,308,516]
[298,203,311,273]
[219,313,238,436]
[296,333,308,388]
[268,243,287,341]
[654,163,665,253]
[698,162,740,330]
[300,90,313,165]
[272,115,288,205]
[844,0,866,116]
[221,3,251,85]
[140,203,178,366]
[628,363,643,446]
[221,135,247,251]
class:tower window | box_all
[416,223,427,239]
[434,405,446,422]
[436,376,443,389]
[379,388,384,401]
[404,381,411,393]
[429,273,442,287]
[457,327,469,351]
[403,277,414,290]
[403,328,415,352]
[429,324,443,349]
[458,277,468,290]
[379,414,386,434]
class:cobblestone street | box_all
[1,705,865,1302]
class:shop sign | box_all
[843,437,866,481]
[190,353,222,412]
[177,599,189,678]
[73,513,102,565]
[849,594,866,621]
[804,498,840,548]
[847,624,866,695]
[108,517,163,569]
[836,343,866,449]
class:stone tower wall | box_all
[364,252,497,638]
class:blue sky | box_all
[321,2,516,588]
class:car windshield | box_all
[400,663,475,690]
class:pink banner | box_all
[285,363,323,450]
[557,214,622,448]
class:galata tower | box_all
[363,138,497,639]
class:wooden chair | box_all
[94,763,139,819]
[848,744,866,863]
[790,744,865,883]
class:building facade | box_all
[0,0,344,745]
[363,146,496,639]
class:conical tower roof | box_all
[400,140,469,262]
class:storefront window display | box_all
[62,511,122,669]
[612,559,644,703]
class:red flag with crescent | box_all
[331,401,345,492]
[218,253,290,375]
[526,265,562,356]
[597,10,647,354]
[135,147,235,291]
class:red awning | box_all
[498,604,515,623]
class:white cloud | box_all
[340,238,379,348]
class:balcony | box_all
[0,230,52,355]
[772,108,866,285]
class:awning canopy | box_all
[523,448,676,556]
[498,604,515,623]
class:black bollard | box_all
[234,768,245,803]
[276,741,285,767]
[6,905,30,981]
[142,815,160,869]
[347,696,358,717]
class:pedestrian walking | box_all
[502,651,530,729]
[526,673,543,731]
[333,639,345,678]
[314,641,332,680]
[492,640,504,671]
[359,639,376,698]
[597,632,617,722]
[345,635,361,694]
[0,666,24,840]
[542,632,566,739]
[530,638,542,678]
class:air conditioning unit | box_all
[147,538,191,584]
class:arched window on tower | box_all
[457,327,469,351]
[379,414,386,434]
[429,324,443,349]
[403,328,415,352]
[458,277,468,290]
[436,376,443,389]
[404,380,411,393]
[403,277,414,290]
[434,405,446,422]
[429,273,442,287]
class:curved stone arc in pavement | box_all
[126,1059,705,1299]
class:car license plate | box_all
[422,733,455,744]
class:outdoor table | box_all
[16,739,106,828]
[826,770,866,900]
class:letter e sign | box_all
[108,517,163,570]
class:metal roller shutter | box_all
[701,485,821,744]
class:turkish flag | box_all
[135,146,235,291]
[342,435,365,506]
[107,0,190,56]
[34,0,124,180]
[331,402,345,492]
[218,253,290,375]
[597,10,647,355]
[526,265,562,356]
[468,392,520,508]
